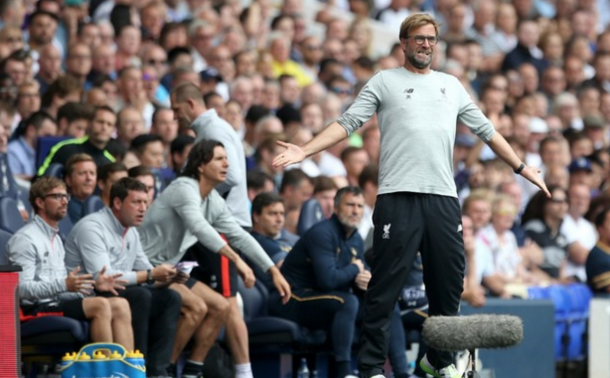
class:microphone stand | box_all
[464,348,480,378]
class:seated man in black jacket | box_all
[37,105,116,176]
[269,186,410,378]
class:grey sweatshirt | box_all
[64,207,153,285]
[337,68,496,198]
[138,177,274,270]
[6,215,78,305]
[191,109,251,227]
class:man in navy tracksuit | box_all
[269,186,366,378]
[269,187,410,378]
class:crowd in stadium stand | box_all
[1,0,610,377]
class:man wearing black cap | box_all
[200,67,223,96]
[568,157,594,192]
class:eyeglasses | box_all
[305,44,321,51]
[45,193,71,201]
[405,35,439,46]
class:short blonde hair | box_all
[399,13,440,40]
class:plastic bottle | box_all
[296,358,310,378]
[109,351,122,360]
[126,350,145,369]
[126,350,146,378]
[61,353,76,369]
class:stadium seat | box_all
[83,195,105,216]
[18,187,32,218]
[0,229,12,264]
[297,199,324,236]
[528,284,591,362]
[238,278,326,346]
[0,197,25,234]
[43,163,65,179]
[58,216,73,239]
[21,315,90,359]
[36,136,70,169]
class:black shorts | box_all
[183,241,237,297]
[21,298,87,321]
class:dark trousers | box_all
[357,192,465,377]
[269,289,359,362]
[109,286,182,376]
[385,305,410,377]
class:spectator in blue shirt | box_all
[8,111,57,180]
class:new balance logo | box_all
[382,223,391,239]
[404,88,414,99]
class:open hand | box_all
[520,165,551,198]
[272,141,306,168]
[65,266,95,295]
[95,266,127,295]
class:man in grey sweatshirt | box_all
[64,177,181,378]
[7,177,133,350]
[169,83,268,377]
[138,138,291,378]
[274,13,549,378]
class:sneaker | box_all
[418,354,460,378]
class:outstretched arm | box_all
[486,132,550,197]
[273,122,348,168]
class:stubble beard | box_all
[407,49,433,70]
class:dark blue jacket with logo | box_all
[280,215,363,292]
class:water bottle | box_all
[296,357,309,378]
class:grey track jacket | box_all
[6,215,78,305]
[64,207,153,285]
[191,109,251,227]
[138,176,274,270]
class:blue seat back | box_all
[0,197,25,234]
[36,136,70,169]
[58,216,73,239]
[83,195,105,216]
[44,163,65,179]
[297,198,324,236]
[238,278,266,322]
[0,229,12,265]
[528,284,590,361]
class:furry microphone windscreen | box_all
[422,314,524,351]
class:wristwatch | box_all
[146,269,154,284]
[514,163,525,175]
